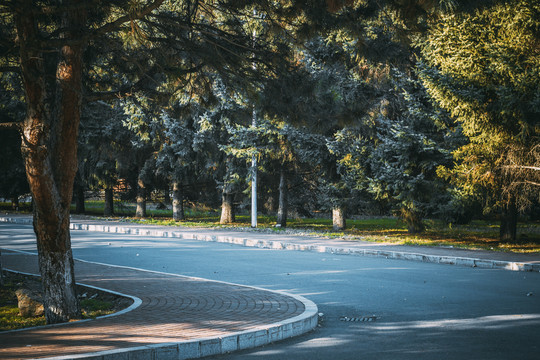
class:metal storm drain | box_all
[340,316,378,322]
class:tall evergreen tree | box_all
[0,0,327,324]
[418,0,540,241]
[367,71,458,233]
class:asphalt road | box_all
[2,223,540,359]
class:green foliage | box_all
[352,70,460,231]
[0,306,46,331]
[93,209,540,253]
[418,0,540,212]
[80,299,115,319]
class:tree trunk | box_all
[73,174,85,214]
[164,186,171,204]
[220,191,235,224]
[136,178,147,218]
[401,207,425,234]
[500,197,517,242]
[15,1,85,324]
[0,249,3,286]
[277,167,288,228]
[172,181,185,221]
[11,196,19,211]
[104,187,114,216]
[332,206,346,231]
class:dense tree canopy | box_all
[1,0,538,324]
[419,0,540,240]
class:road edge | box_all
[2,216,539,273]
[0,228,319,360]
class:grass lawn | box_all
[71,201,540,253]
[2,201,538,253]
[0,271,132,331]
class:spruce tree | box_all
[418,0,540,241]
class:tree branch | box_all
[91,0,165,38]
[511,180,540,187]
[0,66,19,73]
[503,165,540,171]
[84,89,134,103]
[0,122,22,130]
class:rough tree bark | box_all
[10,196,19,211]
[172,180,185,221]
[277,167,288,228]
[332,206,346,231]
[401,207,425,234]
[15,0,85,323]
[104,187,114,216]
[500,196,517,242]
[220,191,235,224]
[136,177,147,218]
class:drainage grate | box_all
[340,316,378,322]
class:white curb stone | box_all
[1,216,539,275]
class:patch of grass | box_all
[80,298,115,319]
[126,214,540,253]
[70,201,540,253]
[0,271,131,331]
[0,306,46,330]
[0,272,46,331]
[0,201,32,213]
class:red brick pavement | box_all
[0,251,305,360]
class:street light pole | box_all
[251,107,257,228]
[251,14,258,228]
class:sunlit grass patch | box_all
[70,200,539,253]
[80,298,115,319]
[0,271,130,331]
[113,214,540,253]
[0,306,46,331]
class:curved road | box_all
[1,222,540,359]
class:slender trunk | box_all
[172,181,184,221]
[136,178,147,218]
[16,1,85,324]
[104,187,114,216]
[277,167,288,228]
[0,249,3,286]
[11,196,19,211]
[220,191,235,224]
[500,196,517,242]
[164,186,171,204]
[332,206,346,231]
[73,175,85,214]
[401,207,425,234]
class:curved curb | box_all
[1,250,142,335]
[1,216,539,272]
[40,260,319,360]
[1,247,318,360]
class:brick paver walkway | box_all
[0,251,305,360]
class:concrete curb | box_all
[2,217,539,274]
[0,264,143,335]
[40,303,318,360]
[36,299,317,360]
[43,257,319,360]
[0,221,319,360]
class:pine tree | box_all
[0,0,318,323]
[367,71,458,233]
[418,0,540,241]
